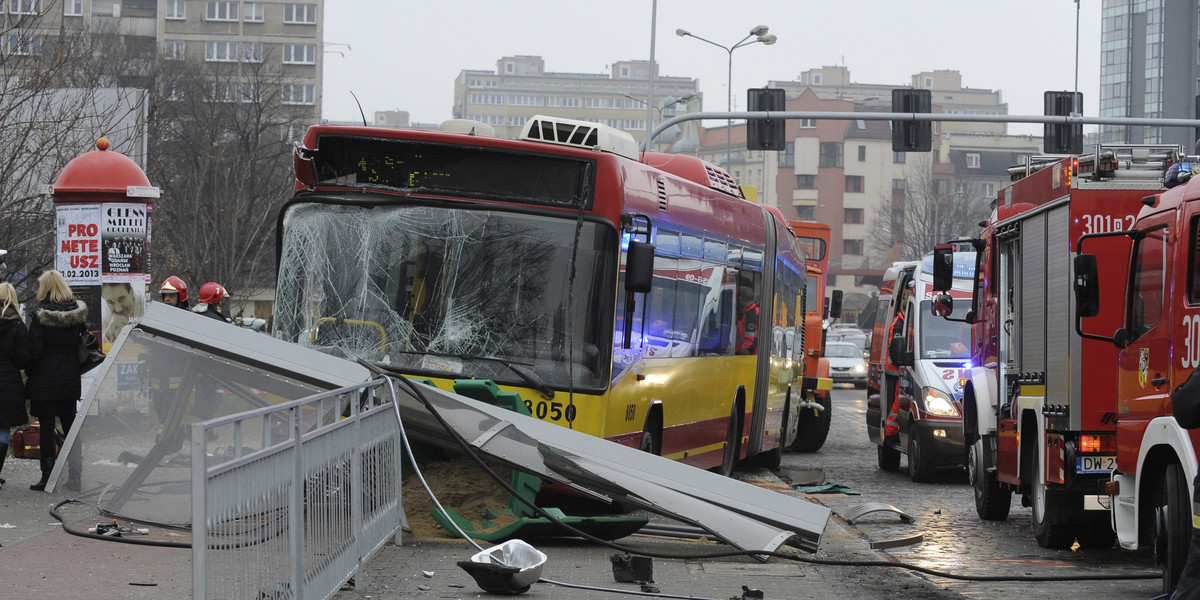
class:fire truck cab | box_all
[933,144,1176,551]
[1075,148,1199,592]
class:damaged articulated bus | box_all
[273,116,820,474]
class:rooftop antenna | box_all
[349,90,368,126]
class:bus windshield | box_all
[918,300,972,359]
[273,201,616,391]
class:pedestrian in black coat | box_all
[0,282,30,489]
[25,270,86,491]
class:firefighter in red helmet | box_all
[192,282,231,323]
[159,276,189,310]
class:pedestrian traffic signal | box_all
[891,89,932,152]
[747,88,786,151]
[1044,91,1083,154]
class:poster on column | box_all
[101,203,148,275]
[101,276,147,347]
[55,204,102,285]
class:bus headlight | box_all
[922,387,960,417]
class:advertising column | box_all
[50,138,160,352]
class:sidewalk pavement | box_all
[0,454,961,600]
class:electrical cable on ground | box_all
[392,374,1163,587]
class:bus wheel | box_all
[717,406,740,477]
[1158,463,1190,593]
[791,392,831,452]
[639,412,662,456]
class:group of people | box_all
[0,272,231,492]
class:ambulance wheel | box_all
[1032,445,1076,549]
[1157,463,1190,593]
[791,393,831,452]
[877,444,901,471]
[969,438,1010,521]
[907,432,936,483]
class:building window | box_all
[845,175,863,193]
[844,239,864,255]
[210,82,237,103]
[206,1,238,21]
[63,0,81,16]
[283,44,315,64]
[857,145,866,162]
[242,42,262,63]
[845,208,864,224]
[11,0,40,14]
[813,74,822,85]
[893,151,906,164]
[893,179,906,194]
[243,2,263,22]
[7,34,41,55]
[165,0,185,19]
[284,3,317,24]
[779,142,794,168]
[818,142,843,168]
[282,83,315,105]
[241,83,261,103]
[967,153,981,169]
[982,183,996,198]
[164,40,185,60]
[796,174,815,188]
[800,118,816,128]
[205,41,238,62]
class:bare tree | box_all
[869,154,991,265]
[0,21,148,300]
[146,50,312,306]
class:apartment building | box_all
[1,1,323,124]
[453,55,700,145]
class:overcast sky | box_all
[322,1,1100,136]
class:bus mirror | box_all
[1073,254,1100,318]
[626,241,655,294]
[932,244,954,292]
[931,293,953,317]
[828,290,843,320]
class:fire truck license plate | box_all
[1077,455,1117,474]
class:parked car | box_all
[825,341,867,388]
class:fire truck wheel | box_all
[877,443,901,471]
[791,393,831,453]
[1031,446,1077,549]
[716,406,741,477]
[1158,463,1190,593]
[907,432,936,483]
[969,438,1010,520]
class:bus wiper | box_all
[480,356,556,400]
[386,350,555,399]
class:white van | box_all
[866,251,975,482]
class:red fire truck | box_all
[1074,147,1198,592]
[789,221,838,452]
[932,144,1176,549]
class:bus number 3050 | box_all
[523,399,577,423]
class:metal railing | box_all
[192,377,404,600]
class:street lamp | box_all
[676,25,776,169]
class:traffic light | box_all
[1044,91,1083,154]
[747,88,786,151]
[891,89,932,152]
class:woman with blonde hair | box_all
[25,270,86,491]
[0,282,29,489]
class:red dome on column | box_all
[51,137,154,203]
